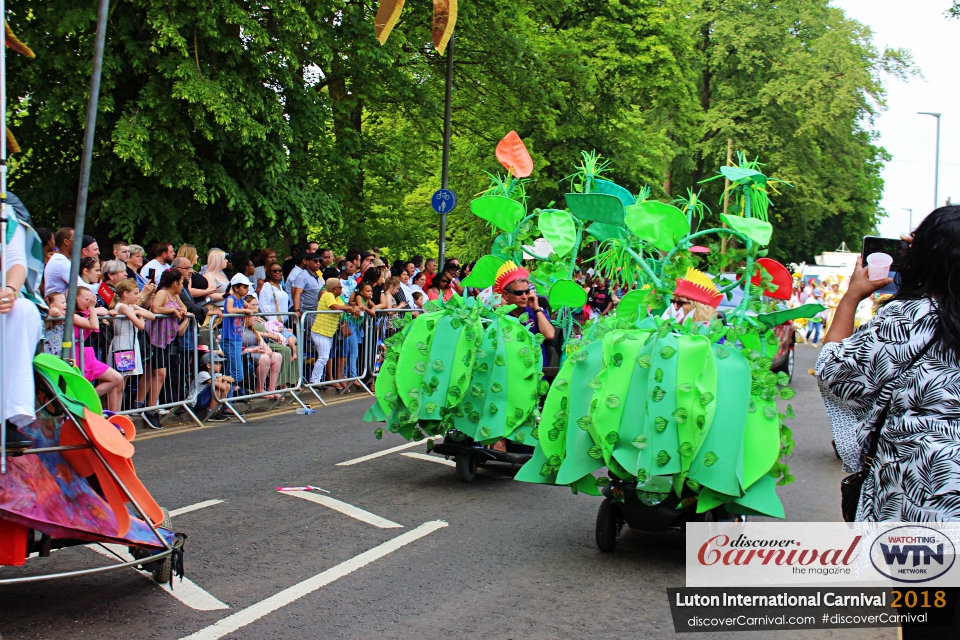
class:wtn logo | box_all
[870,526,957,583]
[879,544,945,567]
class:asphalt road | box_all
[0,346,896,639]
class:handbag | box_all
[113,350,137,372]
[339,320,352,338]
[840,338,936,522]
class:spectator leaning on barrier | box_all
[108,278,155,383]
[259,262,297,354]
[137,268,191,429]
[73,286,124,412]
[219,273,253,407]
[310,278,356,386]
[43,227,74,295]
[98,259,128,307]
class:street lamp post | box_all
[902,208,913,232]
[918,112,941,211]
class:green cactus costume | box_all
[365,133,822,518]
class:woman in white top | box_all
[203,248,229,302]
[258,261,297,353]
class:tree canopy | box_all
[7,0,912,263]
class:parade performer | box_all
[365,133,823,519]
[2,194,44,448]
[495,261,555,342]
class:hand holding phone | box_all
[861,236,906,295]
[147,268,157,283]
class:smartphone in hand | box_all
[861,236,907,295]
[147,268,157,283]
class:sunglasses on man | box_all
[503,288,529,296]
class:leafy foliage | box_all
[6,0,909,263]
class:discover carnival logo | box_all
[687,523,960,587]
[869,525,956,583]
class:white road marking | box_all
[401,452,510,479]
[88,544,229,611]
[335,437,440,466]
[284,491,402,529]
[179,520,448,640]
[401,452,454,467]
[169,499,224,517]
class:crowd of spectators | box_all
[25,229,476,428]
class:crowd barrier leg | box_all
[299,310,373,401]
[210,311,307,422]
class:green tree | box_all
[674,0,914,262]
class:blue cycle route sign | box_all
[431,189,457,214]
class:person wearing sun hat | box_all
[667,267,722,324]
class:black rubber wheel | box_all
[152,507,172,584]
[455,454,478,482]
[595,498,623,553]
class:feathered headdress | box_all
[493,260,529,294]
[674,268,722,309]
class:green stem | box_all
[732,238,755,320]
[624,246,664,290]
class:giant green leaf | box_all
[721,166,767,185]
[471,196,525,232]
[565,193,625,225]
[537,209,577,257]
[720,213,772,246]
[757,303,825,327]
[548,279,587,308]
[592,179,635,208]
[616,289,648,322]
[461,255,505,289]
[624,201,689,252]
[586,222,625,242]
[491,234,511,259]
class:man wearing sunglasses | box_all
[494,261,555,342]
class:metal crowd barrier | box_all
[370,308,418,385]
[37,306,391,427]
[40,313,203,427]
[300,309,375,404]
[109,314,203,427]
[210,311,308,423]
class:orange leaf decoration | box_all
[495,130,533,178]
